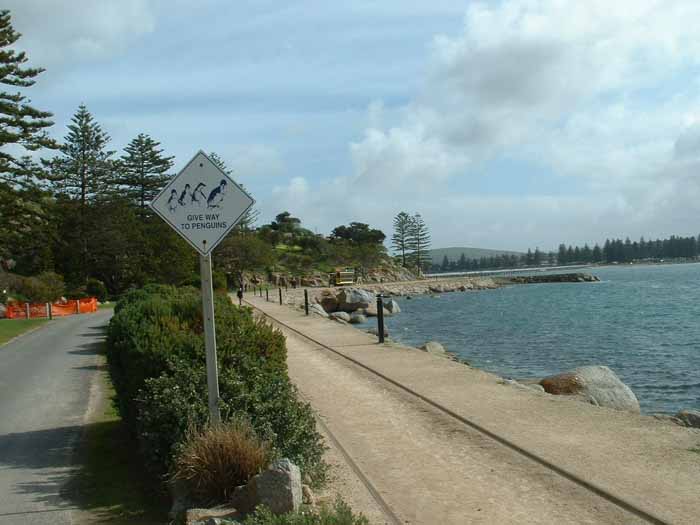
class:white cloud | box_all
[270,0,700,249]
[6,0,155,67]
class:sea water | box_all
[379,263,700,414]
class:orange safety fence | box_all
[5,297,98,319]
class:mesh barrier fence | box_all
[5,297,98,319]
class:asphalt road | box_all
[0,310,112,524]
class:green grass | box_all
[98,302,115,310]
[68,356,169,524]
[0,318,49,346]
[690,446,700,455]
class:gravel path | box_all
[0,311,112,525]
[248,295,699,524]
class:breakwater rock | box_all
[539,365,640,413]
[314,287,392,317]
[505,273,600,284]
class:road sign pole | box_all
[200,253,221,426]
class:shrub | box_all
[242,499,369,525]
[170,420,273,506]
[14,271,65,302]
[86,277,108,302]
[106,285,326,487]
[180,272,227,291]
[212,270,227,291]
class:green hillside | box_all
[428,247,523,265]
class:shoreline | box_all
[271,273,695,420]
[279,272,599,309]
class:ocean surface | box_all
[376,263,700,414]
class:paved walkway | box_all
[246,294,699,524]
[0,311,112,525]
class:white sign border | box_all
[150,149,256,256]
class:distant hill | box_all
[428,247,523,265]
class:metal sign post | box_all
[200,253,221,425]
[151,150,255,425]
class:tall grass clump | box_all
[170,420,273,506]
[106,284,326,491]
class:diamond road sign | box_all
[151,150,255,256]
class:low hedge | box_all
[106,285,326,485]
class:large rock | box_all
[309,303,328,318]
[367,326,389,338]
[186,507,240,525]
[337,288,374,312]
[349,313,367,324]
[330,311,351,322]
[364,303,391,317]
[231,459,302,515]
[420,341,447,356]
[539,366,640,413]
[316,290,339,313]
[676,410,700,428]
[384,299,401,314]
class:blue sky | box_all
[8,1,700,251]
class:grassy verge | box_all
[98,302,115,310]
[69,356,169,524]
[0,318,49,346]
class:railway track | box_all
[246,298,672,525]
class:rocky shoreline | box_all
[279,272,600,310]
[271,275,698,430]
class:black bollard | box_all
[278,287,282,305]
[266,288,269,301]
[304,289,309,316]
[237,287,243,306]
[376,294,385,344]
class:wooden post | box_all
[48,302,53,320]
[75,299,80,314]
[199,254,221,425]
[25,303,30,319]
[304,289,309,316]
[45,303,50,319]
[376,294,385,344]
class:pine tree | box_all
[407,213,431,273]
[117,133,173,211]
[458,252,467,270]
[391,211,411,267]
[45,105,116,285]
[0,10,56,186]
[46,104,115,206]
[533,248,542,266]
[0,10,57,267]
[557,244,567,265]
[208,152,259,231]
[441,254,449,271]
